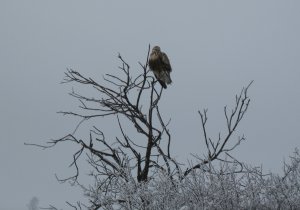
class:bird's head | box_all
[152,46,161,54]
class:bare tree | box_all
[27,46,259,209]
[53,45,178,184]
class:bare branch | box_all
[184,81,253,177]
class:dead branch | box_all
[184,81,253,177]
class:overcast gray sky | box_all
[1,1,300,209]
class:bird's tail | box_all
[158,79,167,89]
[161,71,172,85]
[154,71,172,89]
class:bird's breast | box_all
[149,55,161,70]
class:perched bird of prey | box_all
[149,46,172,89]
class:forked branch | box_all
[184,81,253,177]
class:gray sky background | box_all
[1,1,300,209]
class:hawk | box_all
[149,46,172,89]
